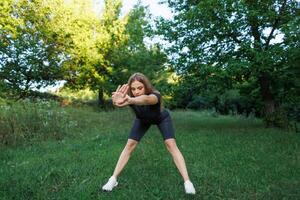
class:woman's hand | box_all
[114,99,130,107]
[112,92,126,104]
[112,84,129,105]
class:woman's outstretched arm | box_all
[127,94,158,106]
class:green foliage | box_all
[57,1,170,105]
[0,0,170,105]
[186,95,208,110]
[157,0,299,124]
[0,97,131,146]
[0,99,74,145]
[57,87,97,102]
[264,107,290,129]
[105,2,169,94]
[0,0,67,95]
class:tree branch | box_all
[265,0,287,49]
[212,10,242,44]
[245,0,262,47]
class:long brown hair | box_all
[127,73,158,97]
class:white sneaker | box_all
[102,176,118,191]
[184,180,196,194]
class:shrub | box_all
[0,99,76,145]
[186,96,208,110]
[264,108,290,129]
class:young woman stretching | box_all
[102,73,196,194]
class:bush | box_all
[264,108,290,129]
[186,96,208,110]
[0,99,76,145]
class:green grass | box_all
[0,106,299,199]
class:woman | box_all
[102,73,196,194]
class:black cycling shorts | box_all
[128,115,175,142]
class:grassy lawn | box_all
[0,107,299,200]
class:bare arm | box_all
[127,94,158,106]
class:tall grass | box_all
[0,99,72,145]
[0,99,132,146]
[0,101,299,199]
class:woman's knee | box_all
[125,139,138,152]
[164,138,178,152]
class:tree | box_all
[64,0,168,106]
[158,0,299,119]
[107,2,168,93]
[0,0,170,105]
[55,0,116,106]
[0,0,68,96]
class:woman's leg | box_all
[157,116,191,182]
[102,139,138,191]
[157,115,195,194]
[103,119,150,191]
[164,138,190,181]
[112,139,138,177]
[164,138,196,194]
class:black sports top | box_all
[129,92,169,123]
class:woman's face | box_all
[130,80,145,97]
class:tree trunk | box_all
[259,72,275,116]
[98,87,104,107]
